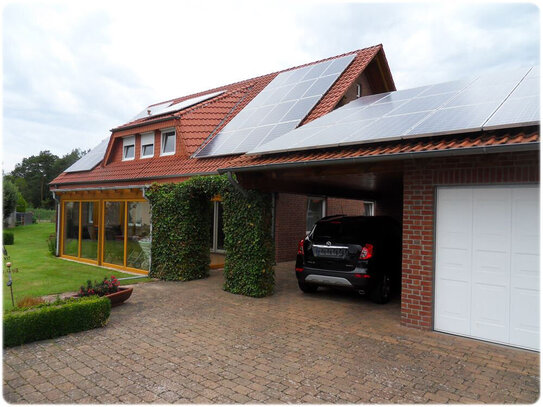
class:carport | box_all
[220,67,540,351]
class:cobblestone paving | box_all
[3,262,540,404]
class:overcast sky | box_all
[2,1,539,172]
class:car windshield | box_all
[311,220,376,243]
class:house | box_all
[50,46,540,351]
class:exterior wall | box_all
[274,193,307,262]
[401,151,540,329]
[327,197,365,216]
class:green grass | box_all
[3,224,150,311]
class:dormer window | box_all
[161,129,176,156]
[122,136,135,161]
[141,133,154,158]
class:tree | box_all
[16,192,27,213]
[8,149,86,209]
[3,179,18,220]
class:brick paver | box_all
[3,262,540,403]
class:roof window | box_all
[122,136,135,161]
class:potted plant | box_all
[76,276,133,307]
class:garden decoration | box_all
[4,260,19,307]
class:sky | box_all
[1,1,540,172]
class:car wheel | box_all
[298,281,318,293]
[371,274,391,304]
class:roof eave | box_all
[218,142,539,174]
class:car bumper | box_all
[296,265,373,290]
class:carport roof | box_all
[219,128,540,173]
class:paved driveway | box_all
[3,262,539,403]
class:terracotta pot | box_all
[105,287,133,307]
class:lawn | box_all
[3,223,149,311]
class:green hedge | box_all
[3,296,111,347]
[146,175,275,296]
[3,231,14,245]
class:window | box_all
[209,200,225,252]
[161,129,175,155]
[363,201,375,216]
[122,136,135,160]
[306,197,326,235]
[141,133,154,158]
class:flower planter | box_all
[105,287,133,307]
[73,287,133,307]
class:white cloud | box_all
[1,1,539,172]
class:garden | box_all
[2,223,146,311]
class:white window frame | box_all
[210,201,225,254]
[363,201,375,216]
[122,136,136,161]
[140,132,155,159]
[160,129,176,156]
[306,196,326,235]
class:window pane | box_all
[124,145,135,159]
[162,132,175,153]
[306,198,324,233]
[142,144,154,156]
[104,202,125,266]
[217,202,225,250]
[80,202,98,261]
[63,202,79,256]
[126,202,151,270]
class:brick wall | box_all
[327,197,365,216]
[274,193,307,262]
[402,151,539,329]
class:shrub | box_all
[3,231,14,245]
[77,276,120,297]
[3,296,111,347]
[16,296,45,308]
[146,175,275,297]
[47,234,56,255]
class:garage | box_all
[434,185,539,350]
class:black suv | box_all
[295,215,401,304]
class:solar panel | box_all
[248,66,538,155]
[64,138,109,173]
[195,54,356,157]
[131,91,224,121]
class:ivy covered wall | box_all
[146,175,275,297]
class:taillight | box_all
[359,243,373,260]
[297,239,305,255]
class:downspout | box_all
[141,186,152,273]
[226,171,248,197]
[51,190,61,257]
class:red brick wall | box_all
[274,193,307,262]
[326,197,365,216]
[402,151,539,329]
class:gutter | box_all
[50,170,218,189]
[226,171,248,197]
[218,142,539,174]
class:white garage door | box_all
[435,186,539,350]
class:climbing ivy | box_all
[146,175,274,297]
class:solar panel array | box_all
[64,138,110,173]
[248,66,539,155]
[131,91,224,121]
[195,54,357,157]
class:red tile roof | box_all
[49,44,392,187]
[219,129,540,172]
